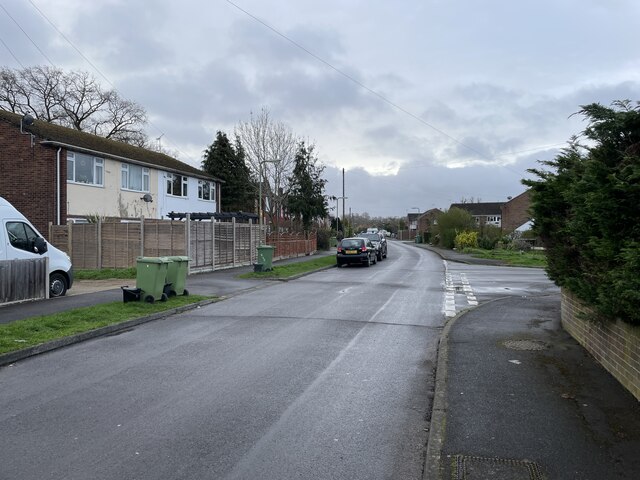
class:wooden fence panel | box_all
[0,258,48,304]
[46,220,315,272]
[215,223,234,268]
[71,224,99,269]
[101,223,141,268]
[144,221,185,258]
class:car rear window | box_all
[360,233,380,241]
[341,239,362,248]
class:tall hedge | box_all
[524,100,640,325]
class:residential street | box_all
[1,242,446,480]
[2,242,637,480]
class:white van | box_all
[0,196,73,297]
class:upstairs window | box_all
[198,180,215,201]
[67,152,103,186]
[166,173,188,197]
[121,163,150,192]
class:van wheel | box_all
[49,273,67,297]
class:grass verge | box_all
[0,295,210,355]
[238,255,336,279]
[464,248,547,268]
[75,268,137,280]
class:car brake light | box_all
[361,246,367,252]
[337,247,342,253]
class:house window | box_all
[487,216,501,223]
[198,180,215,201]
[166,173,188,197]
[67,152,103,186]
[121,163,150,192]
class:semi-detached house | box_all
[0,110,222,235]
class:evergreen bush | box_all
[524,100,640,325]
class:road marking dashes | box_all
[443,262,478,315]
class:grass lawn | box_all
[238,255,336,279]
[0,294,210,355]
[75,268,137,280]
[464,248,547,268]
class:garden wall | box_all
[561,289,640,401]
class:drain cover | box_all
[454,455,545,479]
[501,339,549,351]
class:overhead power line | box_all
[0,2,55,66]
[225,0,564,171]
[4,0,199,166]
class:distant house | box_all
[407,212,421,232]
[449,192,531,233]
[0,110,222,234]
[500,190,532,233]
[417,208,442,242]
[449,201,504,228]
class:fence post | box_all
[214,220,217,269]
[186,213,191,260]
[249,219,254,264]
[232,217,237,267]
[140,216,145,258]
[67,220,73,264]
[97,218,102,269]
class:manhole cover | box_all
[501,339,549,351]
[454,455,545,479]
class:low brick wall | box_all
[561,289,640,401]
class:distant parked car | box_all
[337,237,377,267]
[357,232,387,260]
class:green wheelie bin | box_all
[163,255,190,296]
[255,245,274,272]
[136,257,170,303]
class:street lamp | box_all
[336,196,347,236]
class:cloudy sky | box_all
[2,0,639,217]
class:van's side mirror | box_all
[33,237,48,255]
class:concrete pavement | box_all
[422,243,640,479]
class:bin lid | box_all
[136,256,170,264]
[165,255,189,261]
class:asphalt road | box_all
[0,241,448,480]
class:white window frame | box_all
[121,163,150,192]
[67,152,103,186]
[198,180,215,201]
[166,173,188,197]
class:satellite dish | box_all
[21,114,34,126]
[141,193,153,203]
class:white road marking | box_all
[443,262,479,315]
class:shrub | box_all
[434,208,475,249]
[524,100,640,325]
[315,228,332,250]
[455,231,478,250]
[478,235,498,250]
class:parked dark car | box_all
[337,237,377,267]
[357,232,387,260]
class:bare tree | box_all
[235,108,298,232]
[0,66,148,146]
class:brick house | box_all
[0,110,222,235]
[500,190,531,233]
[417,208,442,242]
[448,193,531,233]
